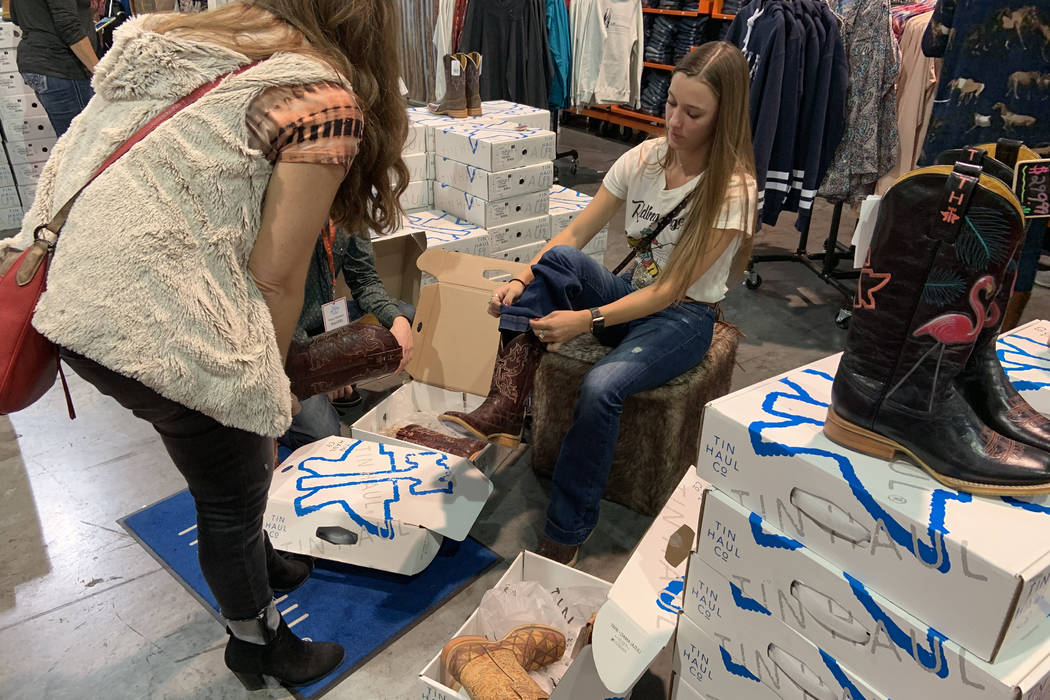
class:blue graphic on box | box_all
[844,572,948,678]
[719,645,760,682]
[550,186,592,212]
[998,331,1050,392]
[819,649,875,700]
[730,581,771,615]
[749,511,802,550]
[747,368,971,573]
[290,440,454,540]
[656,576,685,614]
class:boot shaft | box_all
[430,53,468,118]
[463,52,482,115]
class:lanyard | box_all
[321,219,337,297]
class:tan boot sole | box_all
[824,407,1050,495]
[428,106,469,118]
[467,106,482,116]
[439,414,522,448]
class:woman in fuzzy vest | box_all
[0,0,408,689]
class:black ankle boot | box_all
[264,530,312,594]
[225,611,344,690]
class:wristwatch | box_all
[589,307,605,334]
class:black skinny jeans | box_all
[61,349,276,620]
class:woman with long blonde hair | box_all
[1,0,407,688]
[441,42,757,565]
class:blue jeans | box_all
[21,72,93,138]
[503,246,716,545]
[279,299,416,450]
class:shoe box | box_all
[352,248,528,475]
[394,208,491,257]
[0,22,23,51]
[549,186,608,257]
[399,179,433,212]
[434,120,556,172]
[403,151,431,182]
[0,71,33,98]
[433,181,550,230]
[998,319,1050,417]
[418,469,707,699]
[693,350,1050,663]
[434,157,553,202]
[1,114,54,143]
[693,487,1050,700]
[264,435,492,576]
[489,239,546,265]
[485,215,551,254]
[5,137,56,165]
[407,101,550,152]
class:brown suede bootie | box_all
[441,624,566,696]
[429,53,468,118]
[440,332,545,447]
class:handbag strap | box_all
[611,196,690,275]
[36,61,258,241]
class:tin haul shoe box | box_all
[5,137,56,165]
[999,319,1050,416]
[1,115,55,143]
[434,157,553,201]
[679,556,888,700]
[418,469,707,699]
[400,180,432,212]
[402,152,430,182]
[352,249,528,474]
[0,93,46,130]
[263,435,492,576]
[0,71,33,97]
[394,208,490,256]
[434,120,556,172]
[695,352,1050,663]
[548,186,608,256]
[403,120,427,155]
[490,239,546,265]
[485,215,551,254]
[434,182,550,230]
[408,101,550,152]
[696,489,1050,700]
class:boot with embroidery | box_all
[429,53,468,118]
[441,624,566,696]
[824,160,1050,495]
[440,332,545,447]
[464,52,483,116]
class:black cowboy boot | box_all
[933,142,1050,456]
[825,161,1050,495]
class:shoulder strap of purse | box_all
[35,61,258,242]
[611,195,690,275]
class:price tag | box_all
[1014,158,1050,219]
[322,297,350,332]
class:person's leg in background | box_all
[1003,219,1044,331]
[19,73,94,138]
[539,302,716,565]
[279,393,342,450]
[58,349,343,687]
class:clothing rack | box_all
[745,201,859,328]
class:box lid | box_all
[408,248,527,396]
[436,119,553,143]
[591,470,708,694]
[272,436,492,539]
[398,208,488,247]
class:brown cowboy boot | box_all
[440,332,545,447]
[441,625,566,693]
[394,424,488,461]
[464,52,483,116]
[429,53,468,118]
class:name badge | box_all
[322,297,350,332]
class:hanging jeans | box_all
[501,246,716,545]
[60,348,276,620]
[21,72,93,138]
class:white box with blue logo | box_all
[402,152,429,182]
[434,182,549,229]
[486,215,551,254]
[998,319,1050,417]
[263,435,492,576]
[399,180,432,212]
[490,239,546,265]
[680,550,888,700]
[396,208,490,256]
[670,671,715,700]
[695,352,1050,663]
[408,102,550,152]
[1,114,55,143]
[434,121,556,172]
[697,487,1050,700]
[434,157,553,201]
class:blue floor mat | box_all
[120,488,500,699]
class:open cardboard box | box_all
[695,351,1050,663]
[263,435,492,575]
[351,249,529,473]
[417,469,710,698]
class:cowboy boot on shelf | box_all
[440,332,545,447]
[441,625,566,698]
[932,142,1050,455]
[463,52,483,116]
[429,53,469,118]
[824,160,1050,495]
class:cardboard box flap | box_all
[407,249,528,396]
[592,470,708,694]
[273,436,492,540]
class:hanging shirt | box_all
[570,0,604,106]
[546,0,573,109]
[602,139,757,303]
[433,0,455,100]
[593,0,644,108]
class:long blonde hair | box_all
[151,0,409,236]
[658,42,755,301]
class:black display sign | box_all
[1015,158,1050,219]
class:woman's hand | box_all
[529,310,591,346]
[487,279,526,317]
[389,315,414,373]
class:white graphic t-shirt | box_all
[603,138,756,303]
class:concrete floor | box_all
[3,123,1050,700]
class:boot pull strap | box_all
[996,138,1023,169]
[958,146,988,166]
[929,163,981,243]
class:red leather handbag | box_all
[0,64,256,417]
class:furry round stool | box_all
[530,321,740,516]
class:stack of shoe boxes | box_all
[399,118,430,212]
[431,119,556,267]
[672,350,1050,699]
[0,21,37,233]
[549,185,608,266]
